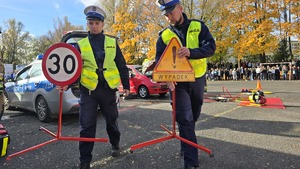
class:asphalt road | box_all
[0,80,299,169]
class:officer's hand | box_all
[56,86,68,92]
[123,89,130,97]
[166,82,176,91]
[177,47,190,58]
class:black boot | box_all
[184,163,198,169]
[111,145,120,157]
[79,163,90,169]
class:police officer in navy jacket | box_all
[76,5,130,169]
[155,0,216,168]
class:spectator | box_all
[275,65,280,80]
[232,68,237,81]
[282,65,288,80]
[256,66,261,80]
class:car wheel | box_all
[159,92,167,97]
[35,96,53,123]
[138,86,149,99]
[4,92,14,110]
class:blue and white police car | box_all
[4,54,80,122]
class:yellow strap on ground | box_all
[1,137,8,156]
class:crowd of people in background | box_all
[206,59,300,81]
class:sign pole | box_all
[130,38,213,157]
[7,43,109,160]
[130,89,213,156]
[57,90,63,137]
[172,90,176,133]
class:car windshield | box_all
[65,37,84,44]
[16,66,31,81]
[134,66,143,74]
[29,63,42,78]
[133,66,153,78]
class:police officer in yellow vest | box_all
[76,5,130,169]
[155,1,216,168]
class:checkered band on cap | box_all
[156,0,179,15]
[156,0,179,10]
[84,5,106,21]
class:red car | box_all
[118,65,169,98]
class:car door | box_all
[22,62,42,109]
[128,67,140,93]
[6,66,32,108]
[130,66,143,86]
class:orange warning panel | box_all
[153,37,195,82]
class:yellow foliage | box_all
[107,0,300,63]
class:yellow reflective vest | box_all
[78,36,121,90]
[161,21,207,78]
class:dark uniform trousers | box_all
[79,83,120,164]
[175,75,205,167]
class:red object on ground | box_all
[130,90,214,157]
[6,91,108,160]
[263,98,285,109]
[239,97,285,109]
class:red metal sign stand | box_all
[130,90,214,157]
[7,89,108,160]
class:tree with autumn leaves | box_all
[2,0,300,65]
[211,0,300,65]
[101,0,166,64]
[100,0,300,65]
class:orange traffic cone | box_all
[256,80,262,90]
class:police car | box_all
[4,54,80,123]
[3,30,89,122]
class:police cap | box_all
[84,5,106,21]
[156,0,180,15]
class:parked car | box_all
[3,31,89,122]
[4,55,80,123]
[118,65,169,98]
[62,31,170,99]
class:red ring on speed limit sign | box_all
[42,43,82,86]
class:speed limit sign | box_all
[42,43,82,86]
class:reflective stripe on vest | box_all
[161,21,207,78]
[78,36,120,90]
[103,37,120,89]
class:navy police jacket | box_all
[155,13,216,64]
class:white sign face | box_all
[42,43,82,86]
[45,47,77,81]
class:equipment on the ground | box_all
[249,90,267,104]
[0,123,10,157]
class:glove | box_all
[115,91,120,103]
[56,85,68,92]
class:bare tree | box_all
[29,16,84,59]
[46,16,84,44]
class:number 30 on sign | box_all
[42,43,82,86]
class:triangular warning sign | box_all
[155,38,193,72]
[153,38,195,82]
